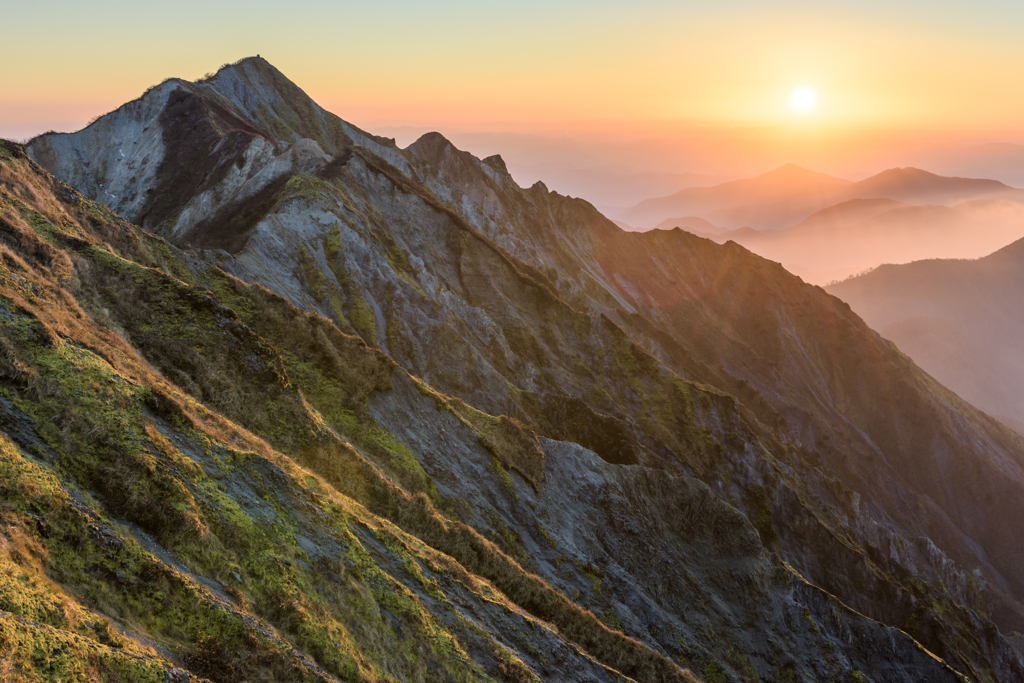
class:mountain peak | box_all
[849,166,1011,198]
[23,55,390,232]
[206,54,286,83]
[407,131,455,162]
[870,166,941,181]
[483,153,509,175]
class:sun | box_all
[791,87,816,112]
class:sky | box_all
[3,0,1024,185]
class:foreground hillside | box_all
[2,140,653,682]
[1,126,958,683]
[828,238,1024,435]
[9,56,1024,681]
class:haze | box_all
[3,0,1024,196]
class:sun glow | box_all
[791,87,817,112]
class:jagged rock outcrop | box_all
[12,56,1024,682]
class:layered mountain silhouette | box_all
[829,238,1024,436]
[622,164,1024,284]
[843,167,1015,205]
[615,163,1024,234]
[1,56,1021,681]
[614,163,852,230]
[928,142,1024,188]
[707,197,1024,284]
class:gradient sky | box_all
[3,0,1023,179]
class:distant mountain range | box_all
[828,238,1024,436]
[614,163,851,230]
[846,166,1013,205]
[611,165,1024,284]
[925,142,1024,188]
[614,164,1024,231]
[708,197,1024,284]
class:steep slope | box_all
[22,57,1024,682]
[704,198,1024,285]
[827,238,1024,436]
[578,223,1024,638]
[1,128,961,683]
[386,127,1024,648]
[2,140,659,683]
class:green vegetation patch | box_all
[279,174,338,206]
[0,612,167,683]
[414,377,545,490]
[0,430,317,682]
[0,139,25,162]
[296,244,328,300]
[0,152,698,683]
[347,292,377,344]
[0,287,486,683]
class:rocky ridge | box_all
[8,56,1024,681]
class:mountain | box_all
[926,142,1024,188]
[838,167,1021,205]
[706,198,1024,285]
[827,238,1024,437]
[784,197,909,230]
[613,163,851,229]
[614,164,1024,231]
[9,57,1024,681]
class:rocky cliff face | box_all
[8,56,1024,682]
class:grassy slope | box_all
[0,141,694,682]
[234,135,1006,682]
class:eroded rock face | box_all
[23,58,1024,682]
[368,375,962,682]
[27,81,176,221]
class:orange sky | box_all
[2,1,1023,178]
